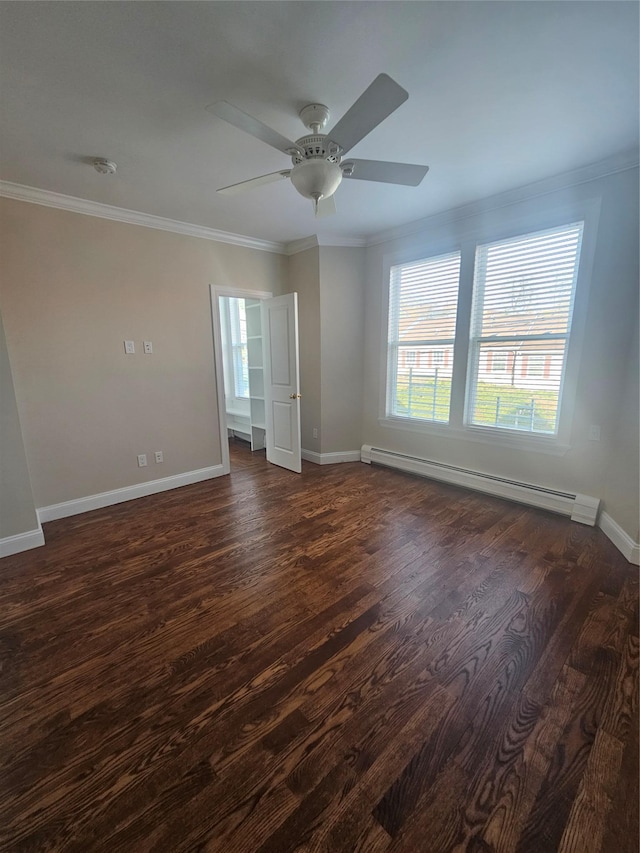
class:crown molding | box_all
[285,236,319,256]
[0,181,286,254]
[366,148,640,247]
[285,234,367,255]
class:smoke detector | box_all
[93,159,117,175]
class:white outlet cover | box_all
[137,454,147,467]
[124,340,135,354]
[155,451,163,463]
[144,341,153,354]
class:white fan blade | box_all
[315,195,336,218]
[218,171,290,195]
[343,159,429,186]
[326,74,408,156]
[207,101,299,155]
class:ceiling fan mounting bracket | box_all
[298,103,330,132]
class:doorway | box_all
[211,286,271,474]
[210,285,302,474]
[210,286,302,475]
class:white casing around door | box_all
[261,293,302,473]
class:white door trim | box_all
[210,285,273,474]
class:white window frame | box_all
[378,197,601,455]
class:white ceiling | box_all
[0,2,638,246]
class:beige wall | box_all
[361,167,639,541]
[0,198,286,508]
[319,246,365,454]
[285,247,321,454]
[603,315,639,539]
[0,310,39,537]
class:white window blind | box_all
[387,251,461,422]
[466,222,584,434]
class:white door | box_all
[261,293,302,473]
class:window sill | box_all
[378,416,571,456]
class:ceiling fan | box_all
[207,74,429,217]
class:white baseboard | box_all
[360,444,600,526]
[38,464,227,523]
[0,525,45,558]
[598,512,640,565]
[302,449,362,465]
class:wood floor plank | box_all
[556,727,624,853]
[515,654,618,852]
[599,691,639,853]
[0,440,637,853]
[480,665,587,852]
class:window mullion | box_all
[449,243,475,429]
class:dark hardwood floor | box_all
[1,438,638,852]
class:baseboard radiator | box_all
[360,445,599,526]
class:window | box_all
[467,223,583,434]
[220,296,249,403]
[229,297,249,399]
[387,251,461,423]
[384,220,586,442]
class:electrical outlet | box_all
[312,428,318,439]
[124,340,135,354]
[588,425,601,442]
[143,341,153,354]
[137,454,147,467]
[154,451,163,463]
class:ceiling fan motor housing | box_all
[290,135,341,165]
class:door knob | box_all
[289,393,302,399]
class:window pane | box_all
[391,254,460,343]
[391,344,454,422]
[229,297,249,398]
[474,227,582,337]
[387,251,460,423]
[467,223,583,434]
[471,339,567,433]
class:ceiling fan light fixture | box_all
[289,159,342,202]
